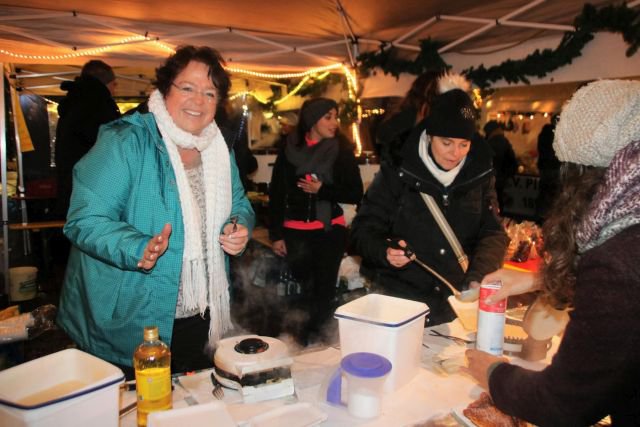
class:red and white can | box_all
[476,281,506,356]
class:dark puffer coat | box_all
[54,75,120,218]
[351,122,509,325]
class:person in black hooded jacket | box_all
[53,60,121,219]
[351,73,508,325]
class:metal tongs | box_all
[387,239,479,303]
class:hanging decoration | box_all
[357,3,640,88]
[359,38,448,77]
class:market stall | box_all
[114,318,559,426]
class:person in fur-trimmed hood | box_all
[351,73,509,325]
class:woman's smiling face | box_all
[309,108,339,141]
[165,60,217,136]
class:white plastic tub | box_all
[334,293,429,393]
[0,348,124,427]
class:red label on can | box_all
[479,282,506,313]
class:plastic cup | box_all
[9,266,38,302]
[341,352,391,419]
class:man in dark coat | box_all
[483,120,518,214]
[53,60,121,219]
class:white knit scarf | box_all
[418,131,466,187]
[148,89,232,346]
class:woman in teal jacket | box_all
[57,46,255,376]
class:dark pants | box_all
[170,311,213,374]
[283,225,346,343]
[116,312,213,380]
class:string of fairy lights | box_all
[2,41,364,154]
[492,112,555,120]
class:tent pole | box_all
[8,85,30,255]
[14,71,79,79]
[0,64,9,296]
[162,28,229,41]
[439,0,548,53]
[393,17,438,45]
[0,23,68,49]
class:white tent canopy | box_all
[1,0,639,97]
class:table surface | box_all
[9,220,66,231]
[120,319,557,426]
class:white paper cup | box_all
[9,266,38,302]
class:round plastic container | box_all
[341,352,391,419]
[9,266,38,302]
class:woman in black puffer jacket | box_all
[351,74,508,326]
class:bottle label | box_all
[136,367,171,401]
[478,282,506,313]
[476,282,506,356]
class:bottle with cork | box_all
[134,325,172,427]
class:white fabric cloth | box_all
[148,89,232,345]
[419,131,466,187]
[175,163,205,319]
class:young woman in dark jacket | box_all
[269,98,363,343]
[351,74,508,325]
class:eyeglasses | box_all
[171,83,217,103]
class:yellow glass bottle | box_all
[134,326,172,427]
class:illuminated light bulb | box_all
[274,75,310,105]
[351,122,362,156]
[529,114,534,120]
[225,63,343,79]
[518,114,523,120]
[497,113,501,119]
[543,112,549,118]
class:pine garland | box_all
[358,3,640,88]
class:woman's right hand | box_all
[481,268,539,304]
[272,240,287,257]
[386,239,413,268]
[138,223,172,270]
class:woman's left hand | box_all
[297,176,322,194]
[463,349,508,390]
[219,222,249,255]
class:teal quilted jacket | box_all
[57,111,255,367]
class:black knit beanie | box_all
[424,89,476,140]
[300,98,338,129]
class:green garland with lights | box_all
[261,73,358,123]
[358,3,640,88]
[294,73,344,98]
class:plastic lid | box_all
[334,294,429,328]
[341,352,392,378]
